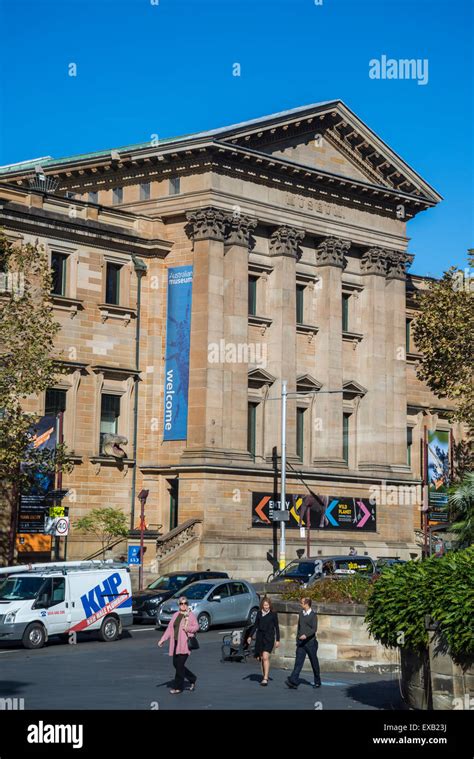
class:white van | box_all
[0,560,133,649]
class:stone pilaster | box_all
[358,247,390,471]
[313,237,350,468]
[385,252,414,469]
[222,214,257,456]
[181,208,228,461]
[264,225,304,460]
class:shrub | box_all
[365,547,474,657]
[281,575,376,605]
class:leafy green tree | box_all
[0,232,69,565]
[412,261,474,433]
[75,508,129,560]
[448,472,474,549]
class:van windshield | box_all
[0,576,45,601]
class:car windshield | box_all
[172,583,209,601]
[147,575,191,591]
[278,561,316,579]
[0,576,44,601]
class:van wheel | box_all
[99,615,120,642]
[22,623,46,650]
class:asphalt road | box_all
[0,625,405,711]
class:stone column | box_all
[358,248,390,471]
[312,236,350,468]
[385,252,413,469]
[222,214,257,456]
[181,207,227,461]
[264,225,304,461]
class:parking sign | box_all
[128,546,141,565]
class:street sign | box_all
[18,509,46,534]
[128,546,141,565]
[272,510,290,522]
[54,517,70,536]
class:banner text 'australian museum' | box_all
[163,266,193,440]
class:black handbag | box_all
[187,634,200,651]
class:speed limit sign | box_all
[54,517,70,536]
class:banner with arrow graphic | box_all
[251,493,376,531]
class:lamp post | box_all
[137,489,149,590]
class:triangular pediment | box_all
[343,380,367,398]
[217,101,441,202]
[248,368,276,389]
[296,374,323,393]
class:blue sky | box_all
[0,0,472,276]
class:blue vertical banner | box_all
[163,266,193,440]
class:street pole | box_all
[279,380,287,570]
[137,489,149,591]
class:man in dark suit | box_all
[285,597,321,689]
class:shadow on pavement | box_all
[346,679,407,710]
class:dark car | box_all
[268,555,377,587]
[132,571,228,623]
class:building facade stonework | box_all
[0,101,461,580]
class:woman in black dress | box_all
[247,596,280,686]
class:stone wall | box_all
[271,599,398,673]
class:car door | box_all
[208,583,234,624]
[229,582,251,623]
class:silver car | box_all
[157,579,260,632]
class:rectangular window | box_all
[248,276,258,316]
[45,388,67,417]
[407,427,413,467]
[406,318,411,353]
[112,187,123,205]
[51,252,68,296]
[100,394,121,452]
[169,177,180,195]
[296,407,305,460]
[88,191,98,204]
[105,262,121,305]
[140,182,150,201]
[343,413,350,465]
[296,285,305,325]
[247,402,258,457]
[342,294,350,332]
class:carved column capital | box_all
[185,207,227,242]
[360,247,389,276]
[386,251,414,280]
[315,236,350,268]
[269,225,305,259]
[225,214,257,249]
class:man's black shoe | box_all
[313,681,322,688]
[285,678,297,689]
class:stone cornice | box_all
[315,236,351,268]
[269,225,305,259]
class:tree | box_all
[412,261,474,434]
[448,472,474,549]
[75,508,129,560]
[0,232,70,565]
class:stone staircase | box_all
[148,518,203,577]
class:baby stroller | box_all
[221,625,254,663]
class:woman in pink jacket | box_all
[158,595,199,694]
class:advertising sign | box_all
[252,493,376,531]
[163,266,193,441]
[427,430,450,524]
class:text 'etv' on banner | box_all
[163,266,193,441]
